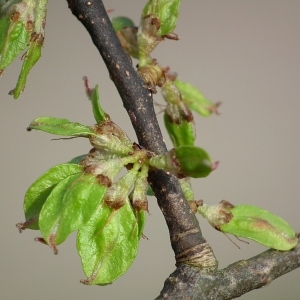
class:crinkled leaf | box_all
[39,173,107,250]
[175,79,218,117]
[13,40,42,98]
[0,20,29,71]
[221,204,298,251]
[77,198,139,285]
[23,163,82,230]
[28,117,94,137]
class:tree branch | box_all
[156,234,300,299]
[67,0,300,298]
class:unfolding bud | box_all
[164,112,195,147]
[129,165,149,211]
[89,120,133,156]
[142,0,181,37]
[198,200,298,251]
[83,78,110,124]
[80,148,127,186]
[174,79,220,117]
[149,146,215,178]
[104,163,141,209]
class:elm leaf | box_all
[21,163,82,230]
[28,117,94,137]
[198,200,298,251]
[39,173,106,252]
[221,204,298,251]
[77,198,139,285]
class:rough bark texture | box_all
[67,0,300,299]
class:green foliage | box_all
[77,198,141,285]
[28,117,94,137]
[198,200,298,251]
[12,0,297,289]
[142,0,181,36]
[174,80,220,117]
[21,163,83,230]
[0,0,47,98]
[0,17,29,70]
[13,38,42,98]
[149,145,215,178]
[40,173,107,250]
[164,112,195,147]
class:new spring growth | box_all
[0,0,47,98]
[197,200,298,251]
[149,145,217,178]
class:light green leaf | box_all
[198,200,298,251]
[222,204,298,251]
[88,84,108,124]
[77,198,139,285]
[22,163,82,230]
[39,173,107,251]
[164,112,195,147]
[174,146,213,178]
[143,0,181,36]
[175,79,219,117]
[28,117,94,137]
[13,40,42,98]
[0,19,29,71]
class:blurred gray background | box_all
[1,1,300,299]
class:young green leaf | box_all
[164,112,195,147]
[174,79,220,117]
[0,18,29,71]
[174,146,214,178]
[149,146,215,178]
[83,77,109,124]
[13,39,42,98]
[28,117,94,137]
[77,198,139,285]
[142,0,181,36]
[39,173,107,252]
[17,163,82,230]
[198,200,298,251]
